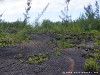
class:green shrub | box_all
[66,24,84,34]
[80,45,86,49]
[35,60,39,65]
[43,57,48,61]
[0,32,15,47]
[90,30,100,35]
[27,52,49,64]
[0,43,3,47]
[60,42,73,49]
[19,53,23,58]
[28,57,34,64]
[85,58,99,72]
[14,29,28,43]
[96,49,100,53]
[55,51,62,56]
[19,59,23,63]
[93,53,100,60]
[94,40,100,46]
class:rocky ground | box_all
[0,33,99,75]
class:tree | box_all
[95,1,99,19]
[83,1,100,30]
[0,0,4,22]
[59,0,71,49]
[94,1,100,30]
[59,0,71,25]
[41,19,53,29]
[77,1,100,31]
[23,0,32,25]
[84,4,95,30]
[84,4,95,19]
[0,12,4,22]
[35,3,49,27]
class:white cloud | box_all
[0,0,26,15]
[0,0,99,22]
[69,0,96,11]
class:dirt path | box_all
[62,47,86,75]
[67,57,75,75]
[63,56,75,75]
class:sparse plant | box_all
[43,57,48,61]
[19,59,23,63]
[96,49,100,53]
[27,52,49,65]
[23,0,32,25]
[94,40,100,46]
[28,57,33,64]
[19,53,23,58]
[0,43,3,47]
[80,45,86,49]
[35,60,39,65]
[39,56,43,62]
[93,53,100,60]
[35,3,49,27]
[59,42,73,49]
[81,39,86,43]
[55,51,62,56]
[90,30,100,35]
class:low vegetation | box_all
[0,0,100,73]
[85,58,99,72]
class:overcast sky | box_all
[0,0,100,23]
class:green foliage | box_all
[77,1,100,31]
[19,59,23,63]
[19,53,23,58]
[13,25,33,43]
[53,23,64,33]
[96,49,100,53]
[85,58,99,72]
[59,41,73,49]
[14,29,28,42]
[34,60,39,65]
[0,21,34,47]
[0,43,3,47]
[81,39,86,43]
[93,53,100,60]
[0,32,15,47]
[94,40,100,46]
[80,45,86,49]
[90,30,99,34]
[43,57,48,61]
[40,19,54,32]
[65,43,73,48]
[66,24,84,34]
[27,52,48,64]
[88,52,100,60]
[28,57,34,64]
[55,51,62,56]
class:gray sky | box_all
[0,0,100,23]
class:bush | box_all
[14,26,33,43]
[55,51,62,56]
[66,24,84,34]
[85,58,99,72]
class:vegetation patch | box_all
[27,52,49,64]
[85,58,99,72]
[55,51,62,56]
